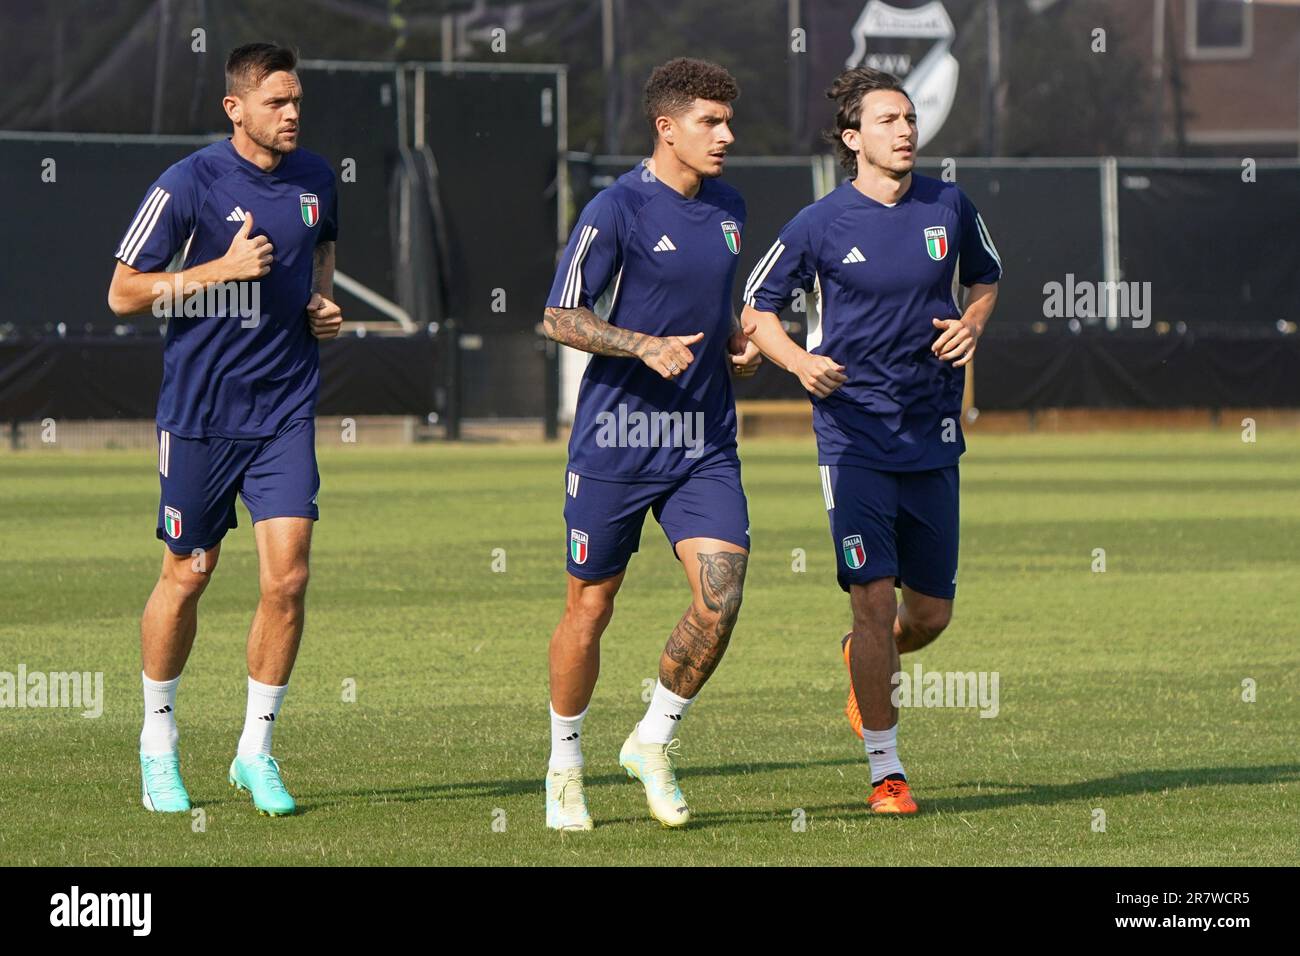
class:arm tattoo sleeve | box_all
[542,306,648,358]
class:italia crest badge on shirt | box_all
[570,529,589,565]
[924,226,948,260]
[842,534,866,570]
[299,193,320,227]
[164,506,183,540]
[720,220,741,255]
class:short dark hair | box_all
[823,67,912,174]
[225,43,298,96]
[643,57,739,138]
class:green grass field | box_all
[1,430,1297,866]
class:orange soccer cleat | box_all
[841,632,863,739]
[867,777,918,814]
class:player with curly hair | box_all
[539,57,762,831]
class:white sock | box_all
[548,705,587,770]
[863,724,905,784]
[236,677,288,757]
[140,672,180,755]
[638,681,694,745]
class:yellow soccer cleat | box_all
[619,725,690,828]
[545,765,594,832]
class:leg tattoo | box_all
[660,552,747,697]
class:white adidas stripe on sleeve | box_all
[116,187,166,260]
[561,225,598,308]
[975,213,1002,274]
[743,239,785,306]
[122,188,172,266]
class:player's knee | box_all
[914,605,952,639]
[692,585,743,636]
[161,556,216,604]
[685,601,719,636]
[164,572,209,605]
[567,588,615,634]
[905,599,952,641]
[261,563,310,605]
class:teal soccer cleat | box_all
[228,753,296,817]
[140,751,192,813]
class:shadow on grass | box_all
[305,761,1300,824]
[679,762,1300,830]
[915,763,1300,815]
[308,756,864,807]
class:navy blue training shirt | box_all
[548,162,746,481]
[745,174,1001,471]
[114,138,338,439]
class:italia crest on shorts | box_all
[924,226,948,260]
[570,529,589,565]
[164,506,182,540]
[299,193,320,227]
[842,534,866,570]
[721,220,741,255]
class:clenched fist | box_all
[307,292,343,340]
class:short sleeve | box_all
[319,174,339,244]
[743,210,818,313]
[113,164,197,272]
[547,190,624,310]
[957,190,1002,286]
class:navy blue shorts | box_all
[820,463,959,599]
[156,417,319,555]
[563,457,750,580]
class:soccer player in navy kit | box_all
[106,44,342,816]
[540,59,762,831]
[743,68,1001,814]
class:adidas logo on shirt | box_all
[653,235,677,252]
[842,246,867,264]
[226,206,249,222]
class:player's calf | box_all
[138,545,222,809]
[544,572,623,830]
[845,580,917,811]
[549,572,621,716]
[659,601,731,697]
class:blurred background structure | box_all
[1,0,1297,446]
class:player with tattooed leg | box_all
[540,58,760,830]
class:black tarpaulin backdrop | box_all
[1,1,1298,419]
[0,337,438,419]
[5,332,1297,415]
